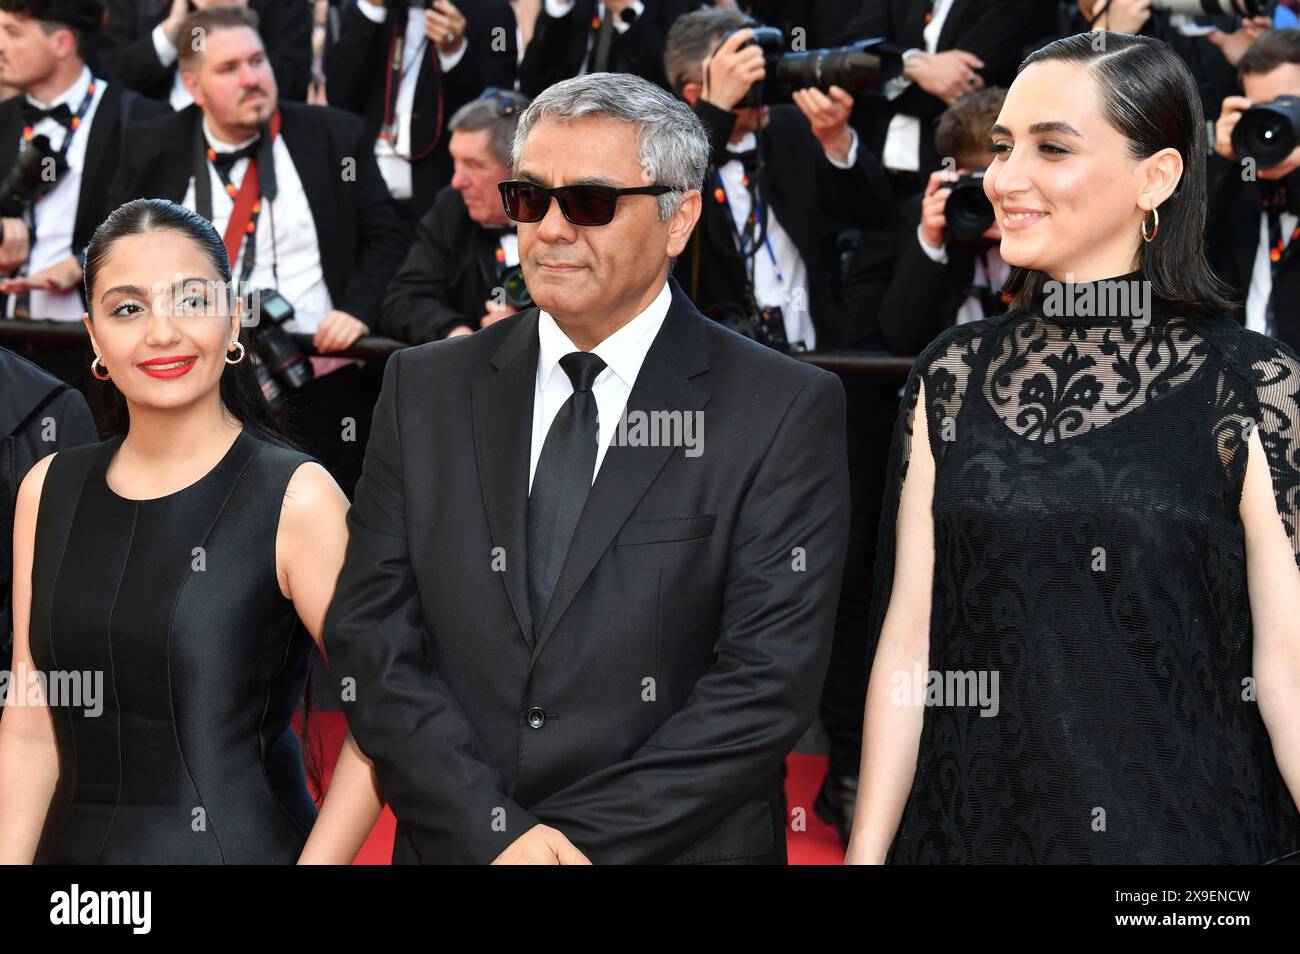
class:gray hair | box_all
[448,89,531,166]
[510,72,710,221]
[663,7,748,96]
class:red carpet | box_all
[304,711,845,865]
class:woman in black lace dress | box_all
[847,33,1300,864]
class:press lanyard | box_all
[712,167,784,287]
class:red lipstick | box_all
[136,354,198,379]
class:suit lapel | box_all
[75,83,120,248]
[530,283,711,661]
[472,310,541,646]
[0,98,24,178]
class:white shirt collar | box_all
[25,64,92,112]
[536,280,672,392]
[202,115,260,153]
[727,131,757,154]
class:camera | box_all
[943,170,995,243]
[1233,96,1300,170]
[244,288,313,401]
[707,301,793,353]
[0,135,66,219]
[1150,0,1264,14]
[501,265,532,310]
[720,24,896,108]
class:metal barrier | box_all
[0,317,916,376]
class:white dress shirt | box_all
[150,22,195,111]
[6,66,106,321]
[183,117,332,334]
[1247,209,1299,336]
[356,0,468,200]
[917,226,1010,325]
[529,279,671,491]
[882,0,955,173]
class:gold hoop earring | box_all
[226,341,246,365]
[1141,207,1159,244]
[90,355,110,380]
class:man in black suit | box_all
[325,0,516,231]
[664,7,891,352]
[380,87,530,344]
[0,0,168,384]
[323,71,850,864]
[108,5,405,496]
[518,0,699,98]
[1207,29,1300,353]
[99,0,312,105]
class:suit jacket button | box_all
[526,706,546,729]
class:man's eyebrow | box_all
[989,121,1083,138]
[515,170,624,188]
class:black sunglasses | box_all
[498,179,672,227]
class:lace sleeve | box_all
[1246,341,1300,572]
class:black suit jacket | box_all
[856,0,1054,175]
[107,101,405,327]
[0,81,169,261]
[1206,155,1300,353]
[518,0,698,97]
[322,276,850,864]
[325,0,516,223]
[673,100,891,349]
[99,0,313,103]
[380,185,511,344]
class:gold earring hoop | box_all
[90,355,110,380]
[226,341,246,365]
[1141,207,1159,244]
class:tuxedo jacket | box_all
[1206,154,1300,353]
[0,81,169,263]
[99,0,313,103]
[517,0,698,97]
[672,100,892,349]
[856,0,1054,175]
[325,0,517,223]
[322,276,850,864]
[106,101,406,328]
[380,185,511,344]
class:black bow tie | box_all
[1260,173,1300,217]
[209,138,261,176]
[726,148,760,174]
[21,100,73,129]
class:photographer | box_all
[0,0,168,385]
[664,8,890,353]
[1206,29,1300,350]
[878,87,1009,356]
[379,87,530,344]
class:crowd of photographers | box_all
[2,0,1300,844]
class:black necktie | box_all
[527,351,607,634]
[21,101,72,129]
[589,9,615,73]
[728,148,759,174]
[210,139,261,177]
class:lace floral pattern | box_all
[867,279,1300,863]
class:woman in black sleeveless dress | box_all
[847,34,1300,864]
[0,200,383,863]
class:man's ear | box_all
[181,68,202,107]
[682,82,701,109]
[665,190,702,259]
